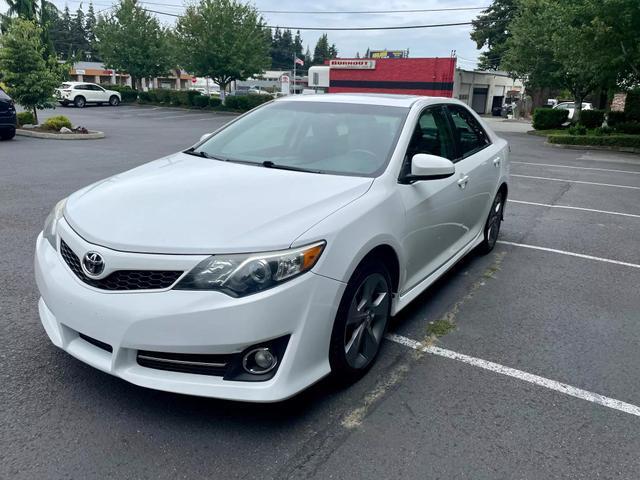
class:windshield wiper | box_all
[261,160,322,174]
[183,148,227,162]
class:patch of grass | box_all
[528,128,568,136]
[426,318,456,337]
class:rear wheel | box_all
[74,96,86,108]
[329,259,392,382]
[109,95,120,106]
[477,190,505,254]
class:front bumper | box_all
[34,226,345,402]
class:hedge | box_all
[102,84,138,103]
[615,121,640,135]
[578,109,605,129]
[42,115,72,131]
[224,94,272,111]
[625,89,640,121]
[533,108,569,130]
[192,95,210,108]
[17,111,35,126]
[548,134,640,150]
[607,111,627,127]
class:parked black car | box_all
[0,88,17,140]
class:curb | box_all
[545,141,640,155]
[127,103,241,116]
[16,129,105,140]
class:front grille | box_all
[137,350,231,376]
[79,333,113,353]
[60,239,183,291]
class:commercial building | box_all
[308,57,524,114]
[68,62,194,90]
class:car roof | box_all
[275,93,460,108]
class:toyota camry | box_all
[35,94,509,402]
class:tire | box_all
[109,95,120,106]
[477,190,505,255]
[0,128,16,140]
[74,96,86,108]
[329,259,392,383]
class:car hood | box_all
[64,153,373,254]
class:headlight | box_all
[43,198,67,249]
[174,241,326,297]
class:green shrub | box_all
[607,111,627,127]
[593,126,613,136]
[532,108,569,130]
[138,91,152,103]
[615,121,640,135]
[103,84,138,103]
[578,109,605,129]
[192,95,209,108]
[151,89,171,104]
[624,89,640,121]
[17,111,35,126]
[548,134,640,150]
[568,124,587,135]
[42,115,72,131]
[186,90,201,106]
[208,97,222,108]
[224,94,272,111]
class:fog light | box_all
[242,347,278,374]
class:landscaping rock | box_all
[22,124,36,129]
[60,127,72,133]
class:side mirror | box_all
[401,153,456,184]
[199,132,212,142]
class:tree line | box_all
[471,0,640,121]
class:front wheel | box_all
[329,260,392,383]
[477,190,505,254]
[109,95,120,106]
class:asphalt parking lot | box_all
[2,104,639,479]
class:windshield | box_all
[194,101,408,177]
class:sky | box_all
[1,0,487,68]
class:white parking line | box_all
[512,174,640,190]
[512,161,640,175]
[509,199,640,219]
[497,240,640,269]
[385,333,640,418]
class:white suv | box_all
[56,82,121,108]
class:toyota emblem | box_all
[82,251,105,277]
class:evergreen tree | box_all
[304,46,312,67]
[85,2,98,60]
[70,5,88,59]
[293,30,303,60]
[313,33,329,65]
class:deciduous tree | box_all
[470,0,517,71]
[95,0,173,89]
[0,19,63,123]
[175,0,271,101]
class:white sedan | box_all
[56,82,121,108]
[35,94,509,402]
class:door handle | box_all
[493,157,501,167]
[457,175,470,189]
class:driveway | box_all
[1,105,639,479]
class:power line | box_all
[260,6,488,14]
[141,8,473,30]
